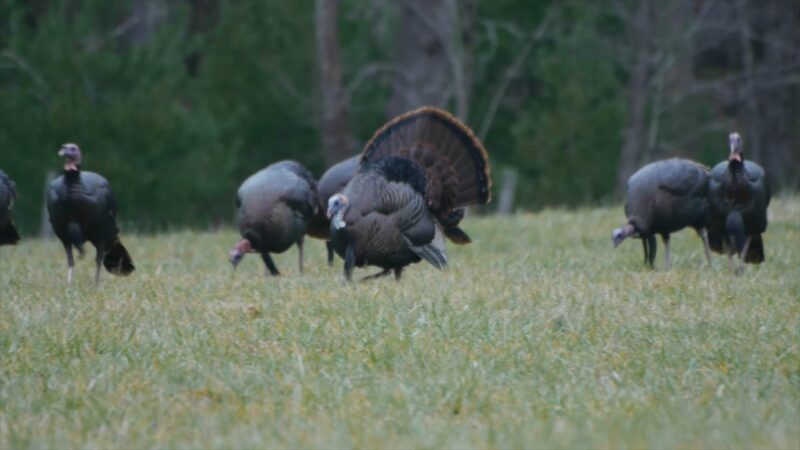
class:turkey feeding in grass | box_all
[707,132,771,274]
[229,161,320,277]
[612,158,712,269]
[47,143,135,285]
[327,106,492,281]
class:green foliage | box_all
[0,0,321,233]
[1,0,792,232]
[511,5,624,207]
[1,198,798,448]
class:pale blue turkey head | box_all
[327,194,349,230]
[58,143,82,171]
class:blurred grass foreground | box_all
[1,197,798,448]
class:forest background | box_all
[1,0,797,233]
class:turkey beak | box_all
[58,148,66,157]
[728,134,743,162]
[612,229,624,248]
[229,239,251,269]
[613,224,633,248]
[229,248,244,269]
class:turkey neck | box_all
[724,160,754,205]
[64,166,82,183]
[62,167,89,201]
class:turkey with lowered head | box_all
[229,160,320,277]
[612,158,712,269]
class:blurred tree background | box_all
[1,0,797,233]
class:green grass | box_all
[1,198,798,449]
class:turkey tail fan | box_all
[707,230,725,254]
[103,238,135,275]
[0,222,20,245]
[361,107,492,214]
[403,226,449,270]
[744,234,765,264]
[440,208,471,244]
[443,226,471,245]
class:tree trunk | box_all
[315,0,357,166]
[185,0,220,76]
[744,0,799,187]
[616,0,652,195]
[386,0,454,118]
[735,0,762,165]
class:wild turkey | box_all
[612,158,712,268]
[306,155,360,266]
[47,144,135,284]
[228,160,319,277]
[326,106,492,281]
[707,132,770,273]
[0,169,20,245]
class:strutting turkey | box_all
[306,155,360,266]
[228,160,319,277]
[612,158,712,269]
[707,132,770,274]
[47,144,135,285]
[326,106,492,281]
[0,169,20,246]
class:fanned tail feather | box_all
[744,234,764,264]
[361,107,492,214]
[0,222,20,245]
[405,239,448,270]
[707,230,724,254]
[403,225,448,270]
[103,238,135,275]
[443,226,471,245]
[439,208,471,244]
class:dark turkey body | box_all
[331,168,433,270]
[0,169,18,244]
[48,171,119,247]
[624,159,709,266]
[626,159,708,233]
[0,178,12,230]
[707,160,769,262]
[236,161,317,260]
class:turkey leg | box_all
[661,233,671,269]
[325,241,334,267]
[344,244,355,282]
[94,242,106,286]
[728,237,737,273]
[260,252,280,277]
[63,243,75,285]
[360,269,390,282]
[735,236,752,275]
[297,238,304,275]
[646,235,657,268]
[699,228,712,265]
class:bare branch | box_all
[83,13,144,53]
[345,63,400,98]
[477,6,560,141]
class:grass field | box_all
[1,198,798,449]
